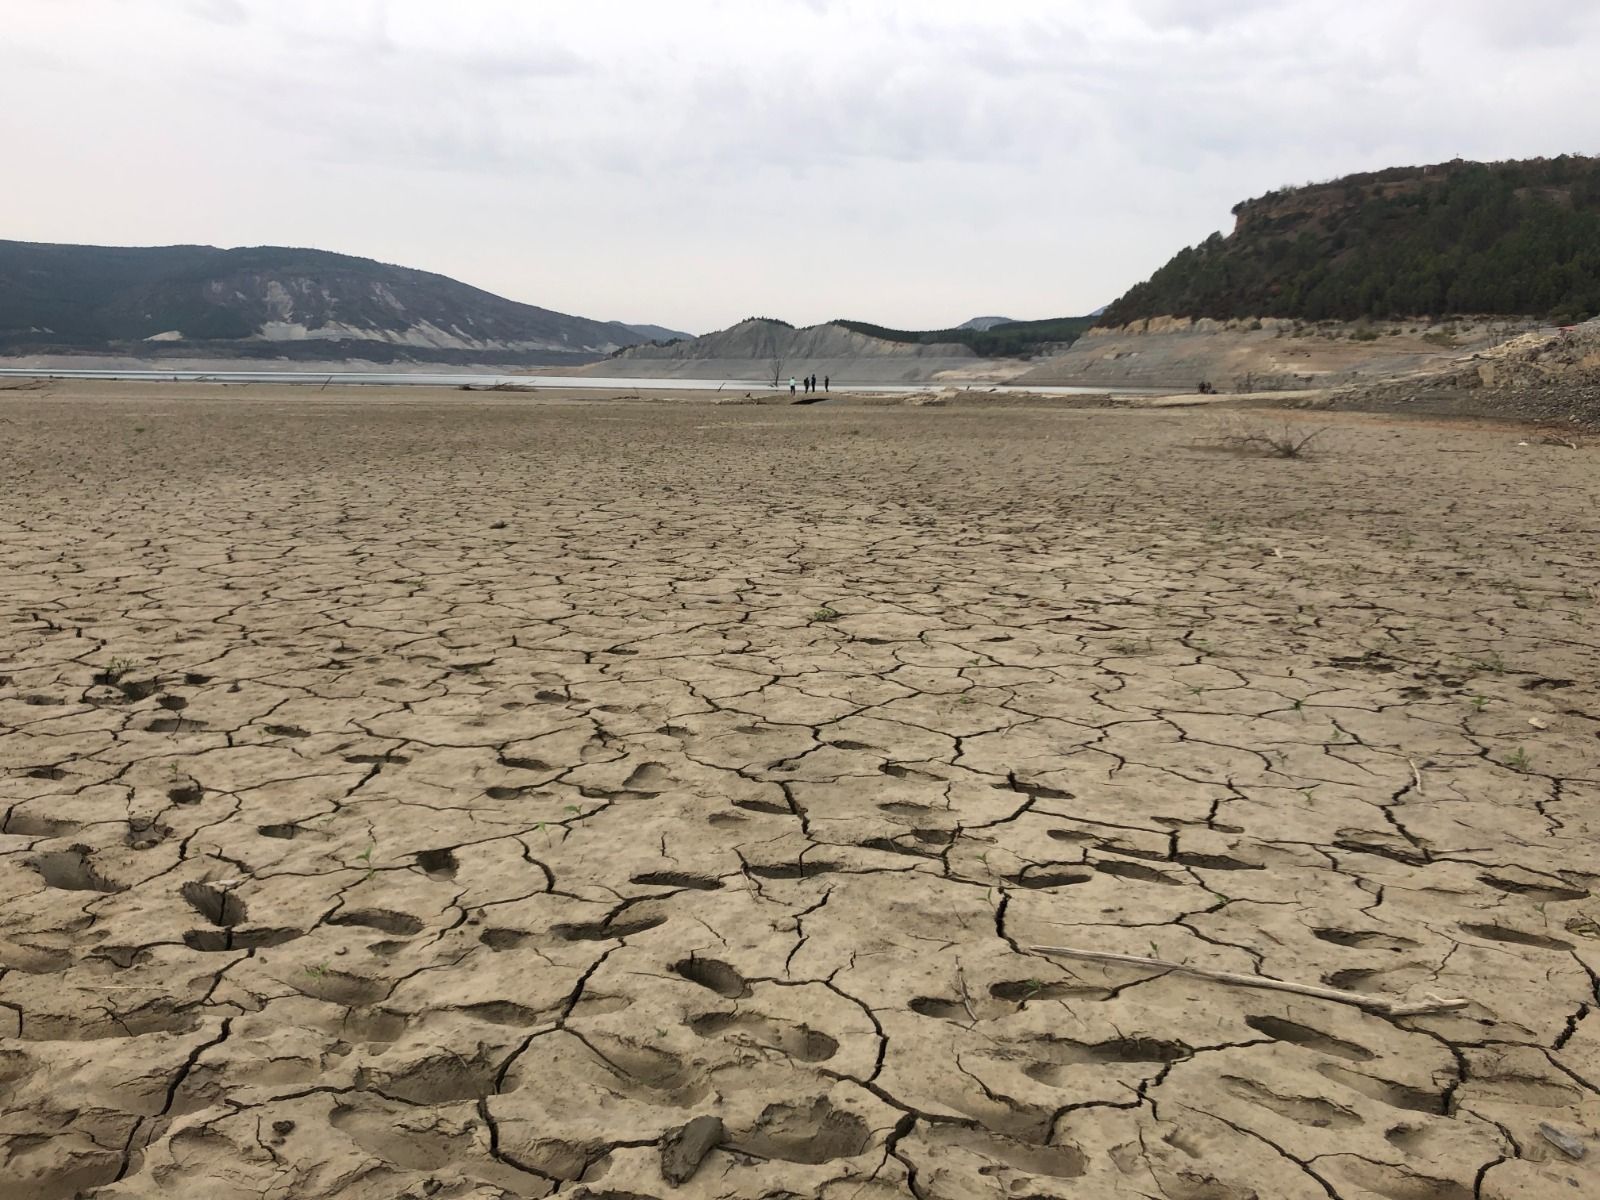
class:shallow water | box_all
[0,366,1163,396]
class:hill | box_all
[1100,156,1600,327]
[830,315,1095,357]
[0,240,687,364]
[598,317,990,383]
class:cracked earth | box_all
[2,384,1598,1200]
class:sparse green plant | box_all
[1470,695,1490,712]
[1469,652,1507,674]
[103,657,137,683]
[563,804,580,816]
[1505,746,1531,772]
[810,607,841,623]
[305,961,329,979]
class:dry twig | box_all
[1029,943,1468,1017]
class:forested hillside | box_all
[1100,156,1600,326]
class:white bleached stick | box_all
[1029,944,1468,1018]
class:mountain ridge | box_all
[0,239,688,363]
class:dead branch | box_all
[1029,943,1468,1017]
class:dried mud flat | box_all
[2,384,1597,1200]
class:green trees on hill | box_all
[832,316,1095,358]
[1101,157,1600,325]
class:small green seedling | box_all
[1505,746,1531,772]
[305,961,329,979]
[811,607,841,622]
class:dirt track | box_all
[2,384,1597,1199]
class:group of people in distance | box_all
[789,374,829,395]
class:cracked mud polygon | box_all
[2,385,1597,1200]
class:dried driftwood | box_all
[1029,944,1468,1018]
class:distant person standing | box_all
[824,375,830,392]
[789,376,796,396]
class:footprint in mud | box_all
[331,1101,458,1171]
[0,942,73,974]
[989,978,1112,1005]
[356,1050,496,1103]
[729,1098,871,1165]
[5,811,79,837]
[1047,828,1097,844]
[552,915,667,942]
[630,870,723,891]
[1244,1015,1375,1062]
[1318,1064,1446,1114]
[1479,873,1589,902]
[413,847,458,879]
[33,846,123,893]
[456,1000,547,1027]
[184,927,300,952]
[297,969,388,1007]
[480,928,534,951]
[922,1125,1088,1178]
[880,801,940,818]
[1021,1036,1190,1085]
[622,762,673,792]
[498,755,552,772]
[859,836,941,859]
[1222,1076,1363,1128]
[1092,859,1182,885]
[912,976,1109,1022]
[327,909,425,936]
[1175,851,1263,871]
[733,796,790,815]
[880,763,942,782]
[1002,780,1073,801]
[827,739,881,752]
[148,716,208,732]
[181,882,246,927]
[166,784,204,805]
[485,785,534,801]
[746,860,837,880]
[258,823,304,839]
[672,956,750,999]
[345,751,409,765]
[1313,928,1418,952]
[1332,1158,1473,1200]
[587,1038,708,1101]
[1007,866,1095,889]
[23,766,66,780]
[689,1011,839,1061]
[17,1004,202,1041]
[338,1009,407,1045]
[1458,922,1573,951]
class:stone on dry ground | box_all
[1,388,1597,1200]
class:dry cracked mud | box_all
[1,382,1597,1200]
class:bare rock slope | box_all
[596,318,981,382]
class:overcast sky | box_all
[4,1,1597,333]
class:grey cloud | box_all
[1,0,1596,332]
